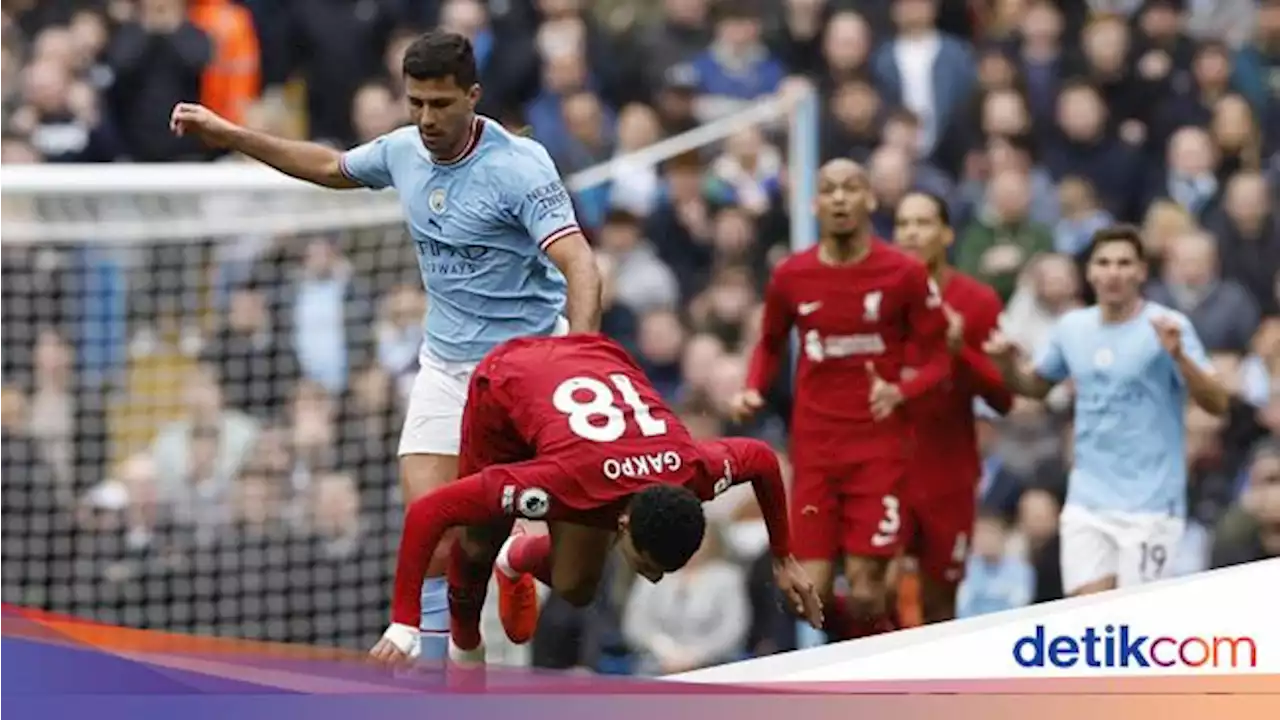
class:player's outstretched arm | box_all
[714,438,823,628]
[737,273,796,421]
[388,474,501,628]
[170,103,360,189]
[953,293,1014,414]
[984,333,1055,400]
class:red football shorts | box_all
[901,473,977,586]
[790,456,907,561]
[458,358,532,476]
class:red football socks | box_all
[505,533,553,586]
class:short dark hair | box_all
[994,132,1038,164]
[715,0,761,23]
[402,31,477,87]
[885,108,921,127]
[901,190,952,227]
[1085,224,1146,262]
[629,485,706,571]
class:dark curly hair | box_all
[628,485,707,572]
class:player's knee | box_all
[558,581,597,608]
[553,569,601,608]
[845,585,886,618]
[845,563,889,617]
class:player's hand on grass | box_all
[170,103,237,148]
[1150,315,1183,358]
[865,363,903,421]
[729,389,765,423]
[369,623,419,669]
[943,303,965,354]
[773,555,824,629]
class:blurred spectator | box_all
[956,168,1054,301]
[284,0,397,147]
[1209,172,1280,317]
[107,0,212,161]
[145,366,260,548]
[1146,229,1259,354]
[623,525,749,674]
[12,53,118,161]
[286,237,375,396]
[1053,175,1114,257]
[871,0,976,173]
[1043,81,1142,221]
[597,210,680,315]
[1212,441,1280,567]
[202,281,299,423]
[691,0,785,123]
[956,512,1034,618]
[813,10,873,95]
[1231,0,1280,116]
[188,0,260,127]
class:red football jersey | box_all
[390,336,794,625]
[462,334,705,501]
[746,242,951,463]
[904,270,1013,495]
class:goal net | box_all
[0,87,818,656]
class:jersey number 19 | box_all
[552,375,668,443]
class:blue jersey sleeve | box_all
[503,146,581,252]
[1033,319,1070,384]
[339,134,395,189]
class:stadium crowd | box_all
[3,0,1280,674]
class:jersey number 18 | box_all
[552,375,668,443]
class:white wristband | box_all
[382,623,421,657]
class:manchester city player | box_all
[983,226,1228,597]
[170,31,601,661]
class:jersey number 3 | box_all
[552,375,668,443]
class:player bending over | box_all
[731,159,951,641]
[171,31,601,657]
[893,191,1012,624]
[369,334,822,666]
[985,226,1228,596]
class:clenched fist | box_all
[170,103,238,148]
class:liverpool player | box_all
[893,191,1013,624]
[730,159,950,640]
[369,334,822,666]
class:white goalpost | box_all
[0,85,819,650]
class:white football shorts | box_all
[398,316,570,457]
[1058,503,1186,594]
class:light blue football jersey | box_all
[340,117,577,362]
[1033,301,1212,517]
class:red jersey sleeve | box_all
[694,438,792,558]
[954,285,1013,414]
[745,267,795,394]
[390,471,507,626]
[897,263,951,401]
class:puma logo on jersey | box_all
[798,301,822,316]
